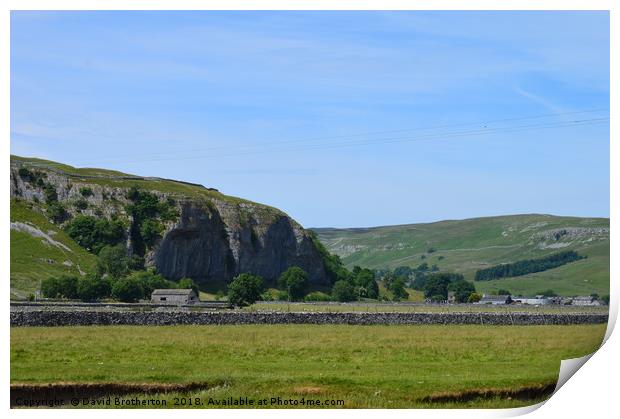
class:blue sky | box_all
[10,11,609,227]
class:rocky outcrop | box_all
[10,158,329,285]
[150,200,327,283]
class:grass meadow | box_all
[11,324,606,408]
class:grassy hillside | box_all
[10,155,284,214]
[10,200,97,299]
[313,214,609,296]
[9,155,296,299]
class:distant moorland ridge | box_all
[312,214,609,296]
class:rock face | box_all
[151,200,328,283]
[10,157,330,285]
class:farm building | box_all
[567,296,602,306]
[476,295,512,305]
[151,289,199,305]
[512,297,553,305]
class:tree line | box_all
[474,251,585,281]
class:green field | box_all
[313,214,609,296]
[11,324,606,408]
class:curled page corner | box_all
[493,352,598,418]
[554,353,595,392]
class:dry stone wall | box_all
[11,310,608,327]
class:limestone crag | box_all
[10,158,329,285]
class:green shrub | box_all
[307,231,350,284]
[79,186,94,197]
[125,187,178,254]
[139,219,163,247]
[97,244,129,279]
[41,275,79,299]
[18,167,31,179]
[352,267,379,299]
[45,201,68,223]
[447,279,476,303]
[388,276,409,301]
[128,254,145,271]
[43,184,58,203]
[77,276,111,301]
[111,277,145,303]
[468,292,482,303]
[228,273,264,307]
[73,198,88,210]
[178,277,199,295]
[304,291,332,302]
[537,289,558,297]
[126,270,172,296]
[424,273,464,300]
[331,280,356,302]
[65,215,125,253]
[277,267,308,301]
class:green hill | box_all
[10,200,97,299]
[10,155,330,299]
[313,214,609,296]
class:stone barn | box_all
[151,289,199,305]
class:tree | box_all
[447,279,476,303]
[393,266,414,280]
[423,274,450,300]
[111,277,145,302]
[139,219,163,247]
[475,251,585,281]
[307,231,350,284]
[77,275,111,301]
[537,289,558,297]
[468,292,482,303]
[228,273,264,307]
[304,291,332,302]
[97,244,129,279]
[46,202,68,223]
[65,215,125,254]
[389,277,409,301]
[125,187,178,255]
[353,267,379,299]
[332,280,356,302]
[79,186,94,197]
[178,278,200,295]
[277,267,308,301]
[123,270,172,297]
[41,275,79,299]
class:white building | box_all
[151,289,199,305]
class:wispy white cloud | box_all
[513,85,567,115]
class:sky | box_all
[10,11,610,228]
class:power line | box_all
[86,108,609,164]
[89,116,609,164]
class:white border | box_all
[2,2,616,419]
